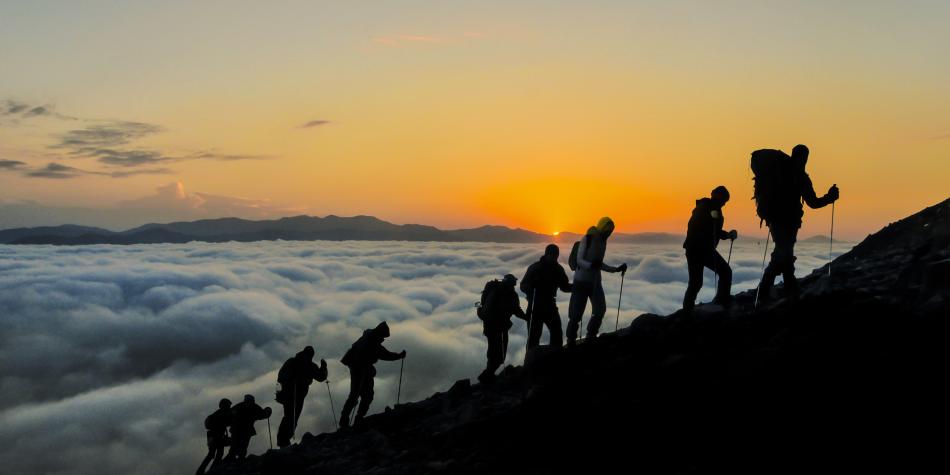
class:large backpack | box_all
[476,279,504,321]
[750,149,795,225]
[568,241,581,271]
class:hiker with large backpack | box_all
[196,398,232,474]
[476,274,527,383]
[752,144,839,303]
[225,394,272,461]
[520,244,572,349]
[275,346,328,447]
[339,322,406,428]
[682,186,738,312]
[567,217,628,345]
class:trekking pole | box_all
[267,416,273,450]
[614,271,625,332]
[828,200,835,277]
[525,288,537,354]
[727,239,734,265]
[396,357,405,406]
[325,380,338,430]
[292,382,297,442]
[754,230,771,308]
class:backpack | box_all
[568,241,580,271]
[477,279,504,321]
[750,149,796,225]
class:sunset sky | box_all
[1,0,948,239]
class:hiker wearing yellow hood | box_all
[567,217,628,345]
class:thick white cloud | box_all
[0,239,846,474]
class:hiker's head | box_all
[219,398,232,409]
[792,144,809,167]
[502,274,517,287]
[711,185,730,205]
[374,321,391,339]
[596,217,615,238]
[243,394,255,404]
[301,345,315,360]
[544,244,559,260]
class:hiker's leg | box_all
[527,308,544,350]
[683,252,704,311]
[276,399,294,446]
[566,283,591,343]
[710,251,732,303]
[546,305,563,348]
[585,282,607,338]
[354,368,375,424]
[196,444,215,474]
[770,222,799,299]
[340,367,362,426]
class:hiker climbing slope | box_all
[567,217,627,344]
[196,398,232,475]
[339,322,406,428]
[520,244,572,349]
[275,346,328,447]
[682,186,737,311]
[477,274,527,383]
[752,144,839,302]
[225,394,272,461]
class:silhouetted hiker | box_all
[196,398,232,475]
[275,346,328,447]
[682,186,738,311]
[339,322,406,428]
[477,274,527,383]
[752,145,839,302]
[520,244,572,349]
[225,394,272,461]
[567,217,627,344]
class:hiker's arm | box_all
[558,267,573,293]
[378,346,402,361]
[802,175,836,209]
[511,293,527,320]
[717,228,730,240]
[577,239,594,270]
[311,360,328,382]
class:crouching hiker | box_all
[225,394,272,461]
[196,398,232,474]
[276,346,328,447]
[477,274,527,383]
[339,322,406,428]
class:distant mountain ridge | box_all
[1,215,686,245]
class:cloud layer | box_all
[0,240,843,474]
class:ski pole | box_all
[614,271,625,332]
[754,230,771,308]
[325,380,338,430]
[396,357,405,406]
[267,416,273,450]
[727,239,734,265]
[828,200,835,277]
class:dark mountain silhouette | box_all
[2,215,683,245]
[0,224,112,243]
[210,198,948,475]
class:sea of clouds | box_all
[0,239,846,474]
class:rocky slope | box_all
[213,199,948,475]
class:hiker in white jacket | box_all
[567,217,627,345]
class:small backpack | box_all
[477,279,504,320]
[568,241,581,271]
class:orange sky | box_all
[1,1,948,239]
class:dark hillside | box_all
[214,199,949,475]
